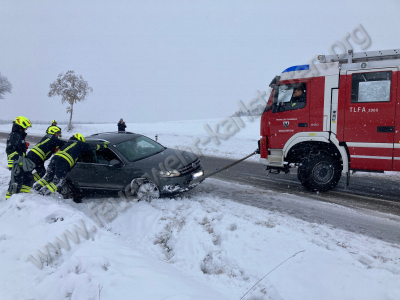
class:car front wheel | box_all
[60,181,83,203]
[134,179,160,202]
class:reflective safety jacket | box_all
[54,136,105,168]
[6,123,28,170]
[26,134,66,166]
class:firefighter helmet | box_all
[51,120,57,124]
[74,133,85,142]
[48,126,61,135]
[14,116,32,129]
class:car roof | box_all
[85,132,143,144]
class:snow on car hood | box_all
[135,147,198,170]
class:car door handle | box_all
[377,126,394,133]
[93,168,98,173]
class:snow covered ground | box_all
[1,145,400,299]
[0,118,262,161]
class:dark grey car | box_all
[60,132,204,202]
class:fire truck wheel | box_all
[297,151,342,192]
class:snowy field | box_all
[1,144,400,299]
[0,118,262,161]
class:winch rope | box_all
[192,150,258,183]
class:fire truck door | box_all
[269,82,310,149]
[344,68,397,171]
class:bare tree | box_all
[48,70,93,131]
[0,73,12,100]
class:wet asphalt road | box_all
[2,132,400,244]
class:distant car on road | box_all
[60,132,204,202]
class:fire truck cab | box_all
[259,49,400,191]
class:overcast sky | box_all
[0,0,399,124]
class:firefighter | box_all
[5,116,34,200]
[46,120,58,134]
[280,83,306,110]
[33,133,108,196]
[26,126,65,184]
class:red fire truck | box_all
[259,49,400,191]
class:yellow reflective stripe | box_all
[55,143,77,167]
[96,144,100,150]
[7,151,18,159]
[31,138,52,160]
[6,191,11,199]
[34,147,45,157]
[55,152,74,167]
[35,138,50,150]
[33,173,41,181]
[20,185,32,193]
[63,143,77,152]
[31,148,45,161]
[47,183,58,193]
[7,160,14,168]
[37,178,49,187]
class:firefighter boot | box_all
[33,172,41,183]
[33,178,50,192]
[20,185,32,194]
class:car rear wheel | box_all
[60,181,83,203]
[297,151,342,192]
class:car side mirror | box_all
[109,159,122,167]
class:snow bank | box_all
[1,144,400,300]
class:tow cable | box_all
[191,150,259,184]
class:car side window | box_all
[273,83,307,113]
[351,71,391,103]
[78,151,95,163]
[95,148,121,164]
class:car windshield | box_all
[114,136,166,162]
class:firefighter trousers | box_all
[32,163,46,183]
[6,169,34,200]
[33,157,70,196]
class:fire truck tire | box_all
[297,151,342,192]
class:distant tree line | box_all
[231,104,265,118]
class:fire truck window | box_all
[351,71,391,103]
[274,83,307,112]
